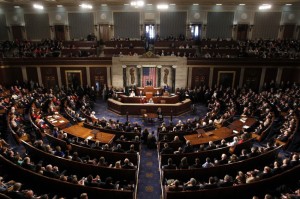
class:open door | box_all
[99,24,110,42]
[283,24,295,39]
[237,24,248,41]
[54,25,66,41]
[11,26,25,40]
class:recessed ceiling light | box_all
[79,3,93,9]
[57,5,63,7]
[259,4,271,10]
[239,4,245,6]
[33,4,44,10]
[157,4,169,9]
[14,5,20,8]
[216,3,222,5]
[285,3,292,6]
[193,3,199,5]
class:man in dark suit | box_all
[161,143,174,154]
[162,158,177,169]
[183,140,194,153]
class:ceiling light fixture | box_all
[193,3,199,5]
[157,4,169,9]
[216,3,222,5]
[131,0,144,8]
[239,4,245,6]
[14,5,20,8]
[57,5,63,7]
[101,4,107,6]
[285,3,292,6]
[79,3,93,9]
[33,4,44,10]
[259,4,271,10]
[170,4,176,5]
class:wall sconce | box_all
[203,24,207,31]
[65,25,69,31]
[49,25,54,32]
[232,24,237,30]
[249,25,254,31]
[108,24,113,29]
[94,24,98,31]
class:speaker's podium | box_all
[145,92,153,99]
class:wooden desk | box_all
[184,127,232,146]
[46,114,70,129]
[184,118,257,146]
[108,98,191,116]
[63,125,115,144]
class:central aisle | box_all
[94,100,207,199]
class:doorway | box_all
[99,24,110,42]
[283,24,295,39]
[237,24,248,41]
[54,25,66,41]
[11,26,25,40]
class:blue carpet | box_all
[93,99,207,199]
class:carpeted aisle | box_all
[93,99,207,199]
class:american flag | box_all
[142,67,156,87]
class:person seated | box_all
[201,176,218,189]
[129,90,136,97]
[184,178,199,191]
[121,158,135,169]
[148,98,154,104]
[162,158,177,169]
[168,180,184,191]
[161,143,174,154]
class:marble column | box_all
[239,68,245,88]
[37,67,42,87]
[56,67,62,88]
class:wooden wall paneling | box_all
[60,67,87,88]
[281,68,300,84]
[26,67,39,84]
[191,67,210,88]
[90,67,107,94]
[264,68,278,84]
[0,68,23,86]
[40,67,58,89]
[243,68,262,91]
[212,67,241,89]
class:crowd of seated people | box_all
[1,143,135,191]
[161,142,278,170]
[201,38,300,59]
[165,153,300,191]
[0,39,63,58]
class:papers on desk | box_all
[52,120,57,123]
[59,120,65,123]
[86,136,93,140]
[47,116,52,118]
[233,130,239,134]
[53,115,61,119]
[243,125,250,129]
[239,118,247,123]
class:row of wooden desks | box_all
[184,117,257,146]
[46,114,115,144]
[63,124,115,144]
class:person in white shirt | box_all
[129,90,136,97]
